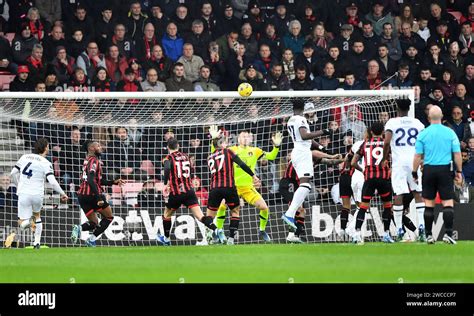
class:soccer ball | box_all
[238,82,253,97]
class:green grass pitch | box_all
[1,242,473,283]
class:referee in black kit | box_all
[412,106,463,244]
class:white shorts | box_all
[291,149,313,178]
[391,165,422,196]
[351,170,364,203]
[18,194,44,220]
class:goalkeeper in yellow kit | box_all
[209,125,282,243]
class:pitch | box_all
[1,242,473,283]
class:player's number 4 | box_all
[22,162,33,178]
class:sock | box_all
[81,221,97,231]
[416,202,425,227]
[229,216,240,238]
[402,215,416,232]
[93,217,113,237]
[382,205,392,232]
[285,183,311,218]
[201,216,217,231]
[33,219,42,245]
[442,207,454,237]
[340,207,350,230]
[162,216,172,238]
[393,204,404,229]
[295,215,305,237]
[20,219,30,230]
[259,209,269,231]
[215,204,226,229]
[424,207,434,236]
[355,206,367,230]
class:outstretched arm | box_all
[46,173,66,196]
[232,154,255,177]
[299,127,331,140]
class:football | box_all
[238,82,253,97]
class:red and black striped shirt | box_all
[283,160,300,185]
[359,137,390,180]
[165,151,193,195]
[208,148,237,189]
[340,145,356,176]
[78,156,103,195]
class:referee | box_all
[413,106,462,245]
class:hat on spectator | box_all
[304,101,315,112]
[248,0,259,10]
[346,2,358,9]
[341,24,354,32]
[55,45,66,54]
[246,63,256,71]
[433,83,443,92]
[20,23,30,32]
[373,0,385,6]
[17,65,29,74]
[436,20,448,27]
[129,58,140,66]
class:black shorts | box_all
[279,177,299,204]
[339,173,353,199]
[78,194,109,215]
[361,178,392,203]
[422,165,454,200]
[166,190,200,210]
[207,187,240,211]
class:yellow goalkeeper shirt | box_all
[228,145,279,187]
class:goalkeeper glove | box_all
[272,132,283,147]
[209,125,221,139]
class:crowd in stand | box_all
[1,0,474,207]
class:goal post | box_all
[0,89,415,247]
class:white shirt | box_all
[385,116,425,167]
[287,115,312,151]
[13,154,53,196]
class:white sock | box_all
[287,232,295,238]
[89,234,97,241]
[416,202,425,227]
[393,205,404,229]
[33,219,42,245]
[285,183,311,218]
[20,219,30,230]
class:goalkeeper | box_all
[209,125,282,242]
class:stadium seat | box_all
[122,182,143,206]
[449,11,463,23]
[140,160,155,177]
[0,74,14,91]
[111,185,122,205]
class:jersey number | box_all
[394,127,418,147]
[288,125,296,140]
[22,162,33,178]
[208,154,225,174]
[176,161,191,178]
[365,147,383,166]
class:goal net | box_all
[0,90,415,247]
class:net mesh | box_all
[0,90,414,247]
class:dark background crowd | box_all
[1,0,474,210]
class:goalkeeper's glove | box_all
[209,125,221,139]
[272,131,283,147]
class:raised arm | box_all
[299,127,331,140]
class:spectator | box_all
[321,45,348,80]
[306,23,331,56]
[438,69,456,100]
[127,118,144,146]
[172,4,192,38]
[290,65,314,90]
[184,19,211,60]
[135,22,158,64]
[271,1,295,38]
[216,4,241,39]
[298,3,322,36]
[0,172,17,210]
[224,41,250,90]
[68,67,90,91]
[424,41,446,81]
[9,65,34,91]
[428,2,459,41]
[194,64,220,91]
[399,22,426,57]
[380,22,402,61]
[44,65,59,91]
[25,7,51,42]
[314,61,339,90]
[451,84,474,122]
[388,63,412,89]
[7,0,34,33]
[361,20,380,60]
[460,3,474,28]
[342,71,366,90]
[143,44,173,82]
[116,67,143,92]
[215,30,239,63]
[58,127,84,204]
[165,62,194,91]
[253,43,277,77]
[239,63,269,91]
[126,1,149,41]
[12,23,39,65]
[231,0,251,20]
[281,48,295,80]
[265,63,291,91]
[161,22,183,62]
[107,23,135,60]
[443,41,465,81]
[66,28,88,59]
[364,1,394,36]
[51,46,76,84]
[137,180,163,209]
[92,66,114,92]
[332,2,362,38]
[34,81,46,92]
[376,43,397,78]
[426,86,451,121]
[428,20,456,53]
[25,43,46,82]
[105,45,128,83]
[141,67,166,91]
[0,33,14,73]
[459,63,474,98]
[401,45,422,81]
[199,1,219,37]
[203,41,225,85]
[242,0,265,36]
[65,5,95,40]
[106,126,147,181]
[43,25,67,63]
[148,2,170,41]
[463,137,474,186]
[295,42,318,80]
[340,105,367,141]
[76,41,106,79]
[95,6,116,53]
[365,59,384,90]
[177,43,204,83]
[284,19,306,54]
[417,17,431,43]
[446,105,467,142]
[347,40,370,80]
[394,4,419,33]
[459,22,474,57]
[239,22,258,60]
[332,24,356,57]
